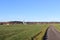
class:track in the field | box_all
[43,25,60,40]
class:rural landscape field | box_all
[0,23,60,40]
[0,23,49,40]
[0,0,60,40]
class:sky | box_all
[0,0,60,22]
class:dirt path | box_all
[43,25,60,40]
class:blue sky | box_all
[0,0,60,22]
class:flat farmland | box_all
[54,24,60,32]
[0,24,48,40]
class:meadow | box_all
[54,24,60,32]
[0,24,48,40]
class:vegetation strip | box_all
[31,29,48,40]
[31,31,42,40]
[42,27,49,40]
[31,25,49,40]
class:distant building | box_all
[0,21,60,25]
[0,21,23,25]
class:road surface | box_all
[43,25,60,40]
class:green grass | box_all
[33,24,49,40]
[54,24,60,32]
[0,24,48,40]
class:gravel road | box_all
[43,25,60,40]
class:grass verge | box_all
[32,24,49,40]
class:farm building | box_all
[0,21,23,25]
[0,21,60,25]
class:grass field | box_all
[0,24,48,40]
[54,24,60,32]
